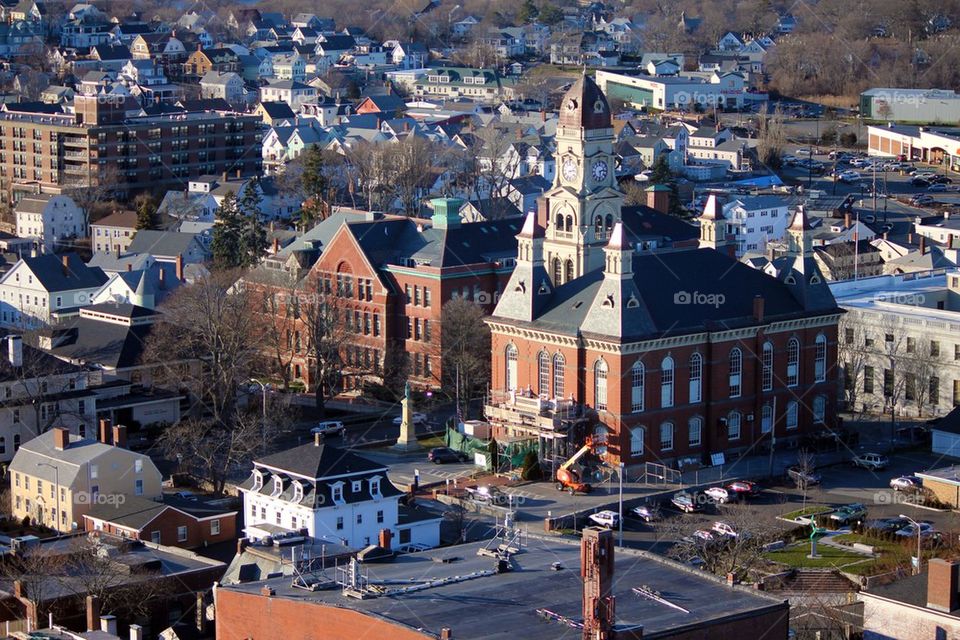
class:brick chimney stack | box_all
[378,528,392,551]
[53,426,70,451]
[927,558,960,612]
[581,527,615,640]
[112,424,127,449]
[61,255,69,276]
[98,418,112,445]
[86,595,101,632]
[752,295,764,323]
[920,235,927,255]
[176,253,185,282]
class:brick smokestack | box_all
[920,235,926,255]
[176,253,185,282]
[581,527,615,640]
[86,595,101,632]
[61,255,69,276]
[927,558,960,612]
[378,528,392,551]
[112,424,127,449]
[53,426,70,450]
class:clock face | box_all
[566,98,578,112]
[592,160,608,181]
[562,159,578,181]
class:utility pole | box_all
[618,462,624,547]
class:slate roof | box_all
[16,253,107,292]
[83,494,236,530]
[500,247,839,340]
[255,441,387,480]
[49,303,157,369]
[92,210,138,229]
[127,230,201,259]
[258,101,295,119]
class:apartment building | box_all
[14,193,87,253]
[90,209,138,253]
[0,95,262,205]
[9,423,162,531]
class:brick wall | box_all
[215,589,432,640]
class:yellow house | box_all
[9,423,162,532]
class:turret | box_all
[491,211,552,323]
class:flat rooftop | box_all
[829,270,960,323]
[220,535,786,639]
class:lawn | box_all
[781,505,833,521]
[417,435,446,449]
[764,543,871,570]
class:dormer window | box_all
[369,476,382,498]
[331,482,344,503]
[252,471,263,491]
[292,481,304,503]
[271,476,283,497]
[351,480,362,493]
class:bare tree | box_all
[755,104,786,170]
[297,269,351,413]
[247,270,301,391]
[389,137,444,216]
[141,270,262,428]
[837,315,869,416]
[875,314,908,432]
[794,448,818,513]
[342,141,395,211]
[440,298,491,420]
[903,338,944,418]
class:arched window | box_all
[727,411,741,440]
[688,417,702,446]
[505,344,518,391]
[594,359,608,410]
[761,342,774,391]
[552,258,562,285]
[555,213,563,229]
[688,353,702,403]
[813,395,826,423]
[595,215,604,238]
[786,400,799,429]
[814,334,827,382]
[564,260,574,283]
[761,403,773,433]
[538,351,550,395]
[660,422,674,451]
[630,426,645,456]
[565,215,573,231]
[787,338,800,387]
[605,214,613,231]
[553,352,565,398]
[631,361,644,412]
[729,347,742,398]
[660,356,674,408]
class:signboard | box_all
[710,452,726,467]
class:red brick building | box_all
[82,495,237,550]
[484,75,842,470]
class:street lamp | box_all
[36,462,60,534]
[900,514,923,575]
[618,462,624,547]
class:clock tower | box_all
[541,72,624,285]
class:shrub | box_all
[520,450,542,481]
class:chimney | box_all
[236,168,242,179]
[378,528,392,551]
[844,212,851,229]
[129,624,143,640]
[86,596,101,632]
[221,171,228,182]
[314,431,323,446]
[883,231,889,241]
[112,424,127,449]
[272,237,279,254]
[115,244,120,259]
[175,254,185,282]
[98,418,112,445]
[927,558,960,612]
[581,527,615,639]
[440,629,453,640]
[8,335,22,369]
[61,255,69,276]
[126,262,132,272]
[260,586,275,597]
[541,109,546,122]
[53,426,70,451]
[752,295,764,323]
[13,580,23,598]
[951,235,956,250]
[646,186,670,215]
[237,538,248,554]
[100,615,117,636]
[158,267,166,289]
[920,235,926,255]
[908,232,914,244]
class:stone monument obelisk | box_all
[393,381,422,452]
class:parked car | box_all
[671,491,703,513]
[928,183,948,192]
[890,475,922,492]
[712,521,739,537]
[393,412,428,426]
[852,453,889,470]
[311,421,346,437]
[691,529,716,542]
[911,177,931,187]
[828,503,868,525]
[932,175,953,184]
[704,486,732,504]
[589,510,620,528]
[465,485,508,506]
[632,504,660,523]
[837,171,860,183]
[863,517,910,535]
[428,447,466,464]
[911,194,935,206]
[787,465,822,486]
[726,480,761,497]
[895,521,936,538]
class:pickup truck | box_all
[852,453,889,471]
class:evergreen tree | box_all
[517,0,538,23]
[650,154,673,184]
[134,194,157,230]
[238,180,267,267]
[211,191,245,269]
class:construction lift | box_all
[555,436,601,495]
